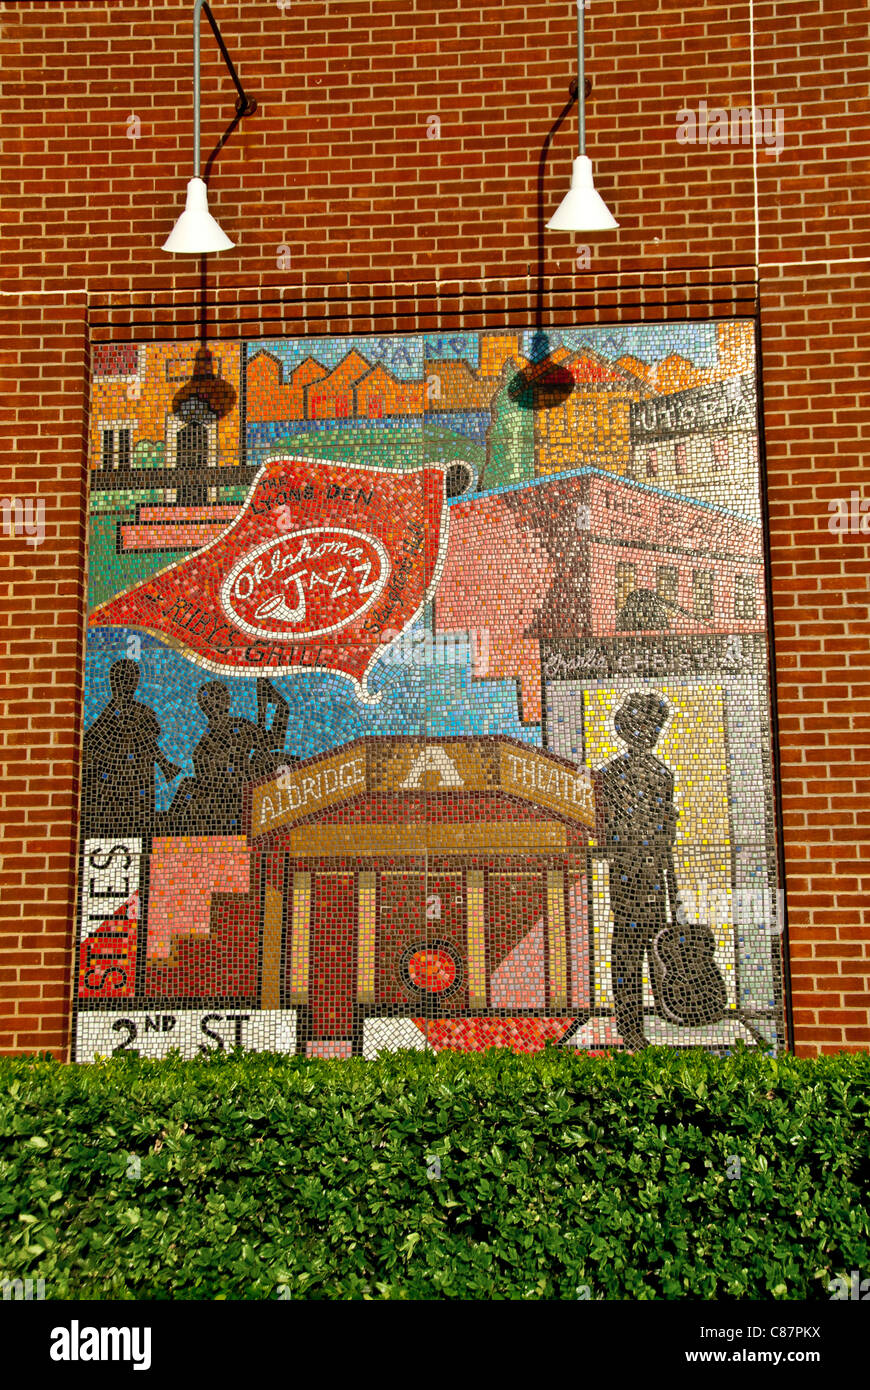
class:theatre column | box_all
[547,867,568,1009]
[287,872,311,1005]
[356,871,376,1005]
[466,869,487,1008]
[260,883,283,1009]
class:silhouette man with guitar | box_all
[596,691,727,1049]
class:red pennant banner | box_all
[91,458,448,702]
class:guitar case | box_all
[651,919,728,1028]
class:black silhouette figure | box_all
[616,586,718,633]
[615,588,673,632]
[597,692,679,1050]
[82,659,180,833]
[169,677,292,833]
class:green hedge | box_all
[1,1048,868,1300]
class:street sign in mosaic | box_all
[75,322,786,1059]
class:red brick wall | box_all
[760,265,870,1054]
[0,299,89,1055]
[2,0,868,1055]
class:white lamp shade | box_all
[547,155,618,232]
[162,177,234,254]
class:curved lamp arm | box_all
[193,0,257,180]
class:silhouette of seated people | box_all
[82,658,180,834]
[596,692,680,1050]
[169,677,293,833]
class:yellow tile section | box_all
[479,334,524,377]
[287,872,311,1004]
[356,871,377,1004]
[466,869,487,1007]
[536,394,634,475]
[584,685,731,847]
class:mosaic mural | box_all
[75,322,786,1059]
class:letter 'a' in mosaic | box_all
[75,323,787,1059]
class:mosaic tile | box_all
[75,323,785,1058]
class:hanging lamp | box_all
[163,0,257,254]
[548,0,618,232]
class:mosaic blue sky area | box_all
[532,323,723,367]
[248,335,424,380]
[244,324,728,395]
